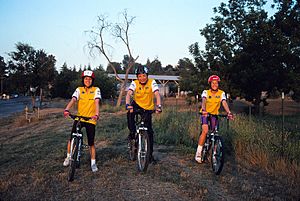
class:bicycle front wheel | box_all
[137,130,150,172]
[68,137,79,182]
[211,136,224,175]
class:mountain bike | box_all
[128,108,152,172]
[200,112,228,175]
[67,114,90,182]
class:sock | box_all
[67,153,70,158]
[197,145,203,154]
[91,159,96,166]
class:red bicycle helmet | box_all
[208,75,220,83]
[81,70,95,79]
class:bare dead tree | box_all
[87,10,138,107]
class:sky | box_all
[0,0,275,70]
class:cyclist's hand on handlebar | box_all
[126,104,134,113]
[155,105,162,113]
[91,114,99,121]
[201,111,208,117]
[64,109,70,118]
[227,112,234,120]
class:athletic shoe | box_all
[195,152,202,163]
[63,157,70,167]
[91,164,98,172]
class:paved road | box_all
[0,96,32,118]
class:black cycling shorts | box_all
[70,120,95,146]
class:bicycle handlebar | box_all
[69,114,91,121]
[134,108,155,114]
[199,112,228,118]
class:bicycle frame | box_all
[200,112,227,175]
[67,114,90,181]
[130,108,152,172]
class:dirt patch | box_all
[265,98,300,115]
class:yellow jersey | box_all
[128,79,159,110]
[72,86,101,125]
[201,89,226,115]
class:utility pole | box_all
[281,92,285,156]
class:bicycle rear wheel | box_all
[68,137,79,181]
[211,136,224,175]
[137,130,150,172]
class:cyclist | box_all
[125,66,162,163]
[195,75,233,163]
[63,70,101,172]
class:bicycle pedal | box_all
[82,144,89,149]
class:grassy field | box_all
[0,99,299,200]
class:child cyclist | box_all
[63,70,101,172]
[195,75,233,163]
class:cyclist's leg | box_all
[210,116,218,131]
[195,116,209,163]
[84,122,98,172]
[127,110,136,140]
[64,121,78,166]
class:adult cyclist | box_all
[63,70,101,172]
[195,75,233,163]
[125,66,162,163]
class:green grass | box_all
[152,105,300,183]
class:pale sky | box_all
[0,0,275,70]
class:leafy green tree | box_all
[6,43,57,97]
[0,56,8,94]
[177,57,209,96]
[7,42,35,94]
[148,57,163,75]
[272,0,300,101]
[94,68,117,99]
[190,0,300,104]
[106,62,123,74]
[52,63,78,98]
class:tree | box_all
[6,43,57,98]
[272,0,300,101]
[148,57,163,75]
[191,0,299,104]
[177,57,208,96]
[87,10,138,107]
[0,56,8,94]
[7,42,36,94]
[52,63,77,98]
[105,62,123,74]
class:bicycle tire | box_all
[68,137,79,181]
[76,138,82,168]
[211,136,224,175]
[137,130,150,172]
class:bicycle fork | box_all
[137,123,148,159]
[70,133,83,162]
